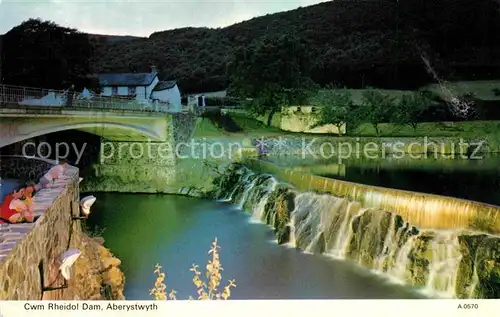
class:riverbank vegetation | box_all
[193,108,500,141]
[150,238,236,300]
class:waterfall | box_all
[375,213,397,270]
[251,178,278,222]
[215,164,500,299]
[225,171,254,202]
[236,175,262,209]
[329,205,366,259]
[385,234,419,283]
[424,231,463,298]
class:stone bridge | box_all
[0,107,170,148]
[0,85,181,192]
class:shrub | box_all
[150,238,236,300]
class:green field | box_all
[314,89,413,106]
[422,80,500,101]
[193,111,500,140]
[353,121,500,138]
[193,113,296,138]
[311,81,500,105]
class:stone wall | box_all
[279,106,345,134]
[227,107,345,134]
[81,115,179,193]
[0,158,124,299]
[82,140,177,193]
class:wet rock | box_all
[276,225,291,245]
[407,232,434,287]
[264,186,295,239]
[347,209,389,266]
[456,234,487,298]
[309,232,326,255]
[102,257,121,268]
[93,236,105,245]
[295,224,313,250]
[474,236,500,298]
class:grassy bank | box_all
[194,111,500,141]
[352,121,500,138]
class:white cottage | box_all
[96,67,182,111]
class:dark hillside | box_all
[3,1,499,92]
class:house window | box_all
[111,87,118,95]
[128,86,136,95]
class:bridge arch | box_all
[0,118,168,149]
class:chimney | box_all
[150,65,157,73]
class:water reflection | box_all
[266,154,500,206]
[0,178,21,203]
[86,194,425,299]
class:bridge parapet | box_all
[0,157,81,299]
[0,155,54,183]
[0,84,186,113]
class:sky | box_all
[0,0,326,36]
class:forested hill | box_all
[3,0,499,93]
[92,0,500,93]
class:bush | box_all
[150,238,236,300]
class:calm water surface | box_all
[86,193,426,300]
[0,178,21,203]
[266,154,500,206]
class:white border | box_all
[0,300,496,317]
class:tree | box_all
[228,34,314,126]
[1,18,95,89]
[394,91,432,132]
[360,88,396,136]
[310,88,356,135]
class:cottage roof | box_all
[97,72,158,86]
[153,80,177,91]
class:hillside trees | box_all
[311,88,358,135]
[394,91,432,132]
[360,88,397,136]
[91,0,500,93]
[1,18,95,89]
[228,34,314,126]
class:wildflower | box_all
[150,238,236,300]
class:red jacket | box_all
[0,195,18,222]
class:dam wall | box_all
[243,159,500,235]
[211,163,500,299]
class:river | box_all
[0,178,21,203]
[86,193,426,300]
[265,154,500,206]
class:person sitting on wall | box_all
[0,187,35,224]
[22,183,37,210]
[36,159,69,190]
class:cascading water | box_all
[329,204,366,259]
[215,164,500,299]
[237,176,259,209]
[251,178,278,222]
[385,234,419,283]
[424,231,463,298]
